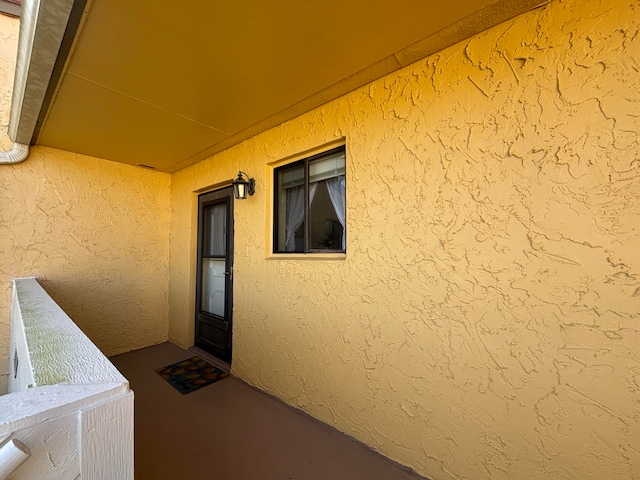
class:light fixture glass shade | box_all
[234,181,247,199]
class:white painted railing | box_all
[0,278,134,480]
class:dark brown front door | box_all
[195,187,234,363]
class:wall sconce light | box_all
[232,171,255,200]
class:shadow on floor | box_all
[110,342,427,480]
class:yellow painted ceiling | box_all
[36,0,547,172]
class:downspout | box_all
[0,143,29,164]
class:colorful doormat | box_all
[156,356,229,394]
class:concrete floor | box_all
[110,342,426,480]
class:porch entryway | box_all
[111,343,425,480]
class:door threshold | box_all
[189,346,231,373]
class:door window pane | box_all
[203,203,226,256]
[201,258,225,317]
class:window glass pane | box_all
[280,164,304,189]
[309,151,345,183]
[203,203,226,256]
[276,164,305,252]
[309,176,345,251]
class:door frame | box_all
[194,186,234,364]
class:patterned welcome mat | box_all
[156,356,229,394]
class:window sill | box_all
[266,253,346,261]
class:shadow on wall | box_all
[39,277,169,357]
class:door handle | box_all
[224,269,233,279]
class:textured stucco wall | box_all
[0,13,17,152]
[0,14,171,393]
[169,0,640,478]
[1,12,19,395]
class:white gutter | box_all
[4,0,78,166]
[0,143,29,164]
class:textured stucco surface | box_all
[0,145,172,382]
[11,278,127,390]
[0,14,171,392]
[0,13,17,153]
[170,0,640,478]
[0,12,19,395]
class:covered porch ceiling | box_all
[10,0,549,173]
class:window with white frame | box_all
[274,146,346,253]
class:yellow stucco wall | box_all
[0,14,171,393]
[2,0,639,477]
[170,0,640,478]
[0,14,17,146]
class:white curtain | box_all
[284,183,318,251]
[326,175,346,250]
